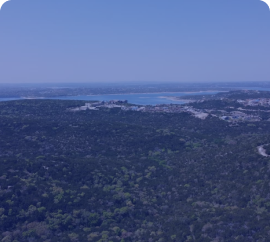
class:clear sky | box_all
[0,0,269,83]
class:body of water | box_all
[2,87,270,105]
[0,91,219,105]
[48,91,219,105]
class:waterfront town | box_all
[68,99,262,122]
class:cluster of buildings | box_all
[220,111,261,122]
[138,105,209,119]
[237,98,270,107]
[67,93,270,123]
[69,101,209,120]
[69,99,265,122]
[69,100,128,111]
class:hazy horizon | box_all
[2,80,270,87]
[0,0,270,83]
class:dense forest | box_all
[1,99,270,241]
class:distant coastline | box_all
[85,90,226,96]
[0,91,219,105]
[158,96,196,103]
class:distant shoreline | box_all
[85,90,225,96]
[158,96,195,103]
[0,90,225,104]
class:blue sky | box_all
[0,0,269,83]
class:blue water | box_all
[1,87,270,105]
[0,92,219,105]
[48,92,221,105]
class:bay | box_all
[1,87,270,105]
[47,91,220,105]
[0,91,218,105]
